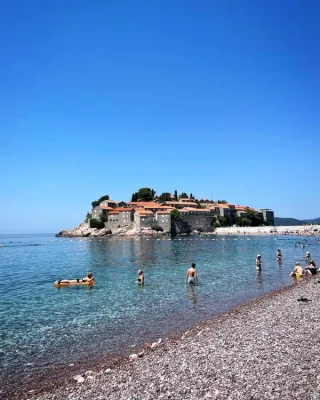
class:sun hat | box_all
[257,255,261,257]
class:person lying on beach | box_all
[186,263,198,285]
[305,260,317,275]
[290,262,304,278]
[137,270,144,286]
[277,249,282,260]
[256,255,263,270]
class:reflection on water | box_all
[186,285,198,307]
[0,233,319,390]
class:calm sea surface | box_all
[1,233,319,395]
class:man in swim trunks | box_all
[137,270,144,286]
[290,262,304,278]
[186,263,198,285]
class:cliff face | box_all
[171,220,192,236]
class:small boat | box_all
[54,279,95,287]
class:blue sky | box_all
[0,0,319,233]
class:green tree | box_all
[174,190,178,200]
[179,192,188,199]
[91,194,110,208]
[136,188,155,201]
[85,212,92,222]
[245,208,266,226]
[171,209,182,221]
[217,200,228,204]
[189,193,194,199]
[90,219,105,229]
[131,192,138,202]
[158,192,171,202]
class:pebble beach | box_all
[27,277,320,400]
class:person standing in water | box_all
[256,255,263,270]
[306,251,311,262]
[186,263,198,285]
[137,270,144,286]
[277,249,282,261]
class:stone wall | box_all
[181,214,214,231]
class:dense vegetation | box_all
[90,218,105,229]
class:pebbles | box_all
[31,279,320,399]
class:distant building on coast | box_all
[89,194,275,233]
[257,208,275,226]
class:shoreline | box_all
[9,277,319,400]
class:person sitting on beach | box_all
[186,263,198,285]
[277,249,282,260]
[290,262,304,278]
[137,270,144,286]
[306,251,311,262]
[256,255,263,270]
[305,260,317,275]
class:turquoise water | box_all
[1,233,319,396]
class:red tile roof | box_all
[135,209,154,215]
[100,206,114,210]
[156,211,171,214]
[183,207,212,213]
[108,211,119,215]
[114,207,133,212]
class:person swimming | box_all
[290,262,304,278]
[256,255,263,270]
[186,263,198,285]
[137,270,144,285]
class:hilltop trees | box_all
[179,192,188,199]
[174,190,178,200]
[91,195,110,208]
[131,188,156,202]
[158,192,171,202]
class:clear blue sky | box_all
[0,0,319,233]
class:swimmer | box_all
[256,255,263,270]
[290,262,304,278]
[277,249,282,260]
[186,263,198,285]
[306,251,311,262]
[137,270,144,285]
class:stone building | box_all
[179,208,214,231]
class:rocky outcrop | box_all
[171,220,192,236]
[56,222,170,238]
[56,222,112,237]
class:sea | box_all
[1,233,319,398]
